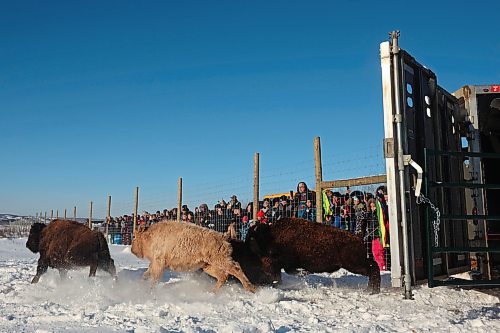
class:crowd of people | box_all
[105,181,391,271]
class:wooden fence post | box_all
[133,187,139,232]
[314,137,323,223]
[88,201,93,229]
[74,206,77,222]
[56,210,59,219]
[64,209,67,220]
[106,195,111,237]
[177,178,182,222]
[51,210,53,221]
[253,152,260,220]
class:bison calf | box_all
[26,220,117,283]
[131,221,256,293]
[246,218,380,293]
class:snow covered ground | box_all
[0,238,499,332]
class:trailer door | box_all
[381,37,468,284]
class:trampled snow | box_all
[1,238,499,332]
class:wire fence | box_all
[0,218,37,238]
[19,141,390,270]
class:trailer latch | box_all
[403,155,423,197]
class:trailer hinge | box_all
[384,138,395,158]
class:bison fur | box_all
[229,239,280,285]
[26,220,117,283]
[131,220,256,293]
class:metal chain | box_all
[416,193,441,247]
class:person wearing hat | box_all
[239,215,253,240]
[278,195,291,218]
[256,210,268,224]
[229,195,241,210]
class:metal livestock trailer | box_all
[380,31,500,298]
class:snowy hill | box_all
[0,238,499,332]
[0,214,25,225]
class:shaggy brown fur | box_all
[229,239,280,285]
[131,220,256,293]
[26,220,117,283]
[246,218,380,293]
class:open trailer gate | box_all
[380,31,500,298]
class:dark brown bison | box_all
[229,239,280,285]
[26,220,117,283]
[245,218,380,293]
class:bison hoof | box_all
[31,276,40,284]
[365,287,380,295]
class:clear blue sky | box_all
[1,1,499,217]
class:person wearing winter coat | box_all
[260,198,272,220]
[239,215,254,240]
[228,195,241,210]
[277,195,293,218]
[328,191,343,228]
[212,204,231,233]
[256,210,268,224]
[365,198,386,270]
[352,196,367,237]
[244,202,253,221]
[303,199,316,222]
[270,198,281,222]
[226,206,243,239]
[293,182,315,219]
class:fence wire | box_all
[23,146,390,271]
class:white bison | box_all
[131,221,256,293]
